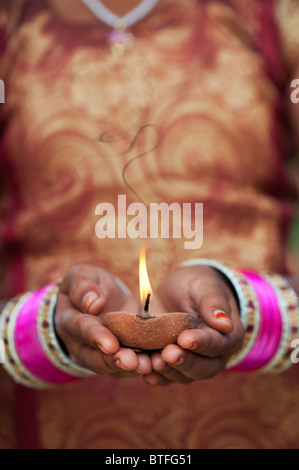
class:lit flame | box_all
[139,243,152,306]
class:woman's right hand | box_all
[55,264,152,378]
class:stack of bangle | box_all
[180,259,299,374]
[0,282,95,388]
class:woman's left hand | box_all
[143,265,245,386]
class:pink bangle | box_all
[0,282,94,388]
[261,273,299,374]
[231,271,282,372]
[14,285,81,384]
[180,258,299,374]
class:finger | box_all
[150,366,193,384]
[190,285,234,334]
[151,351,168,372]
[134,353,152,375]
[151,350,194,384]
[110,371,140,379]
[114,348,140,371]
[161,344,225,380]
[55,302,120,355]
[177,325,240,358]
[71,342,139,374]
[143,372,173,386]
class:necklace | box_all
[82,0,160,56]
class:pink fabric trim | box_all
[231,270,282,372]
[14,285,79,384]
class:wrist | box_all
[0,283,95,388]
[179,258,299,374]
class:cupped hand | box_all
[143,265,244,386]
[55,264,152,378]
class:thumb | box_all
[190,286,234,335]
[60,266,107,315]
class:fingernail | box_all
[98,342,111,355]
[214,310,232,322]
[169,356,184,366]
[156,363,168,372]
[184,342,197,351]
[83,292,98,310]
[88,298,105,313]
[116,359,132,371]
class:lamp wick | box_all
[144,293,151,312]
[140,293,151,318]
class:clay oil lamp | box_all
[103,244,198,350]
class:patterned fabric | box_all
[0,0,299,449]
